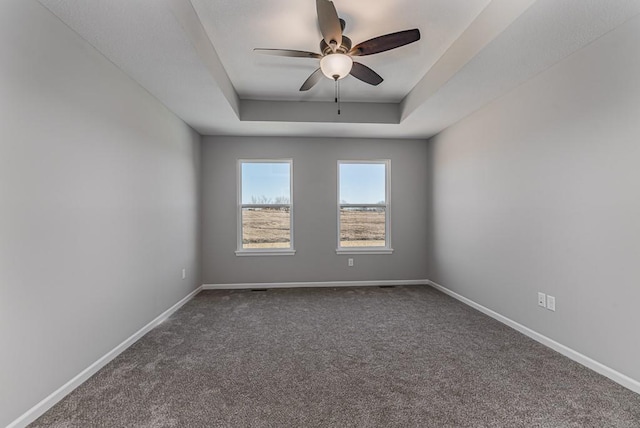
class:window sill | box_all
[235,249,296,257]
[336,248,394,255]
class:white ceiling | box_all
[190,0,490,103]
[37,0,640,138]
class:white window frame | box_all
[236,159,295,256]
[336,160,393,255]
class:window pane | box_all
[242,207,291,249]
[242,162,290,204]
[339,163,385,204]
[340,207,385,247]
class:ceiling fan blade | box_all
[316,0,342,50]
[300,68,324,91]
[350,62,383,86]
[254,48,322,59]
[349,29,420,56]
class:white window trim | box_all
[336,159,393,255]
[236,159,295,256]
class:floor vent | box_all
[379,285,396,288]
[250,289,268,292]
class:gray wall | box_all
[427,14,640,383]
[202,136,430,284]
[0,2,201,426]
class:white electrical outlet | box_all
[348,258,354,267]
[547,295,556,311]
[538,292,546,308]
[182,268,186,280]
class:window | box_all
[236,160,294,256]
[337,160,392,254]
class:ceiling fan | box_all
[254,0,421,92]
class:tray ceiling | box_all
[37,0,640,138]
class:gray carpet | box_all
[31,286,640,427]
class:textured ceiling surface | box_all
[37,0,640,138]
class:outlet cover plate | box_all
[538,292,546,307]
[547,295,556,311]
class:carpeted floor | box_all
[31,286,640,427]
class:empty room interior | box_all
[2,0,640,426]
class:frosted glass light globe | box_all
[320,53,353,80]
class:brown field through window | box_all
[242,207,291,249]
[339,207,385,247]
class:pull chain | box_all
[334,77,341,115]
[338,79,341,115]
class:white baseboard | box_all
[428,280,640,395]
[202,279,430,290]
[7,286,203,428]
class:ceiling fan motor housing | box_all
[320,36,352,55]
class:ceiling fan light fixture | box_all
[320,53,353,80]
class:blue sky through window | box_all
[340,163,386,204]
[241,162,290,204]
